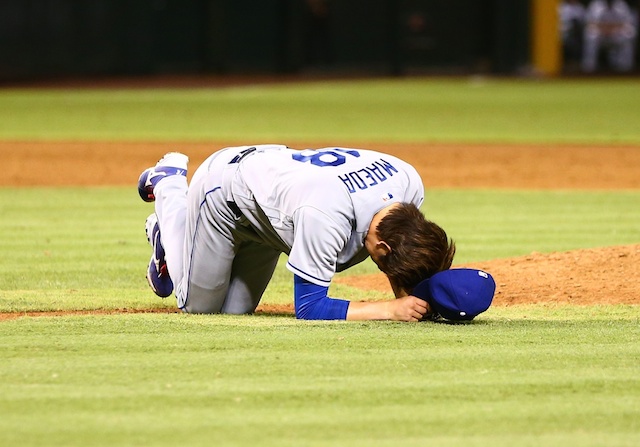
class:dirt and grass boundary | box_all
[2,140,639,317]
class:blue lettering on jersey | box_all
[291,149,399,194]
[376,159,399,176]
[292,148,360,167]
[339,159,398,193]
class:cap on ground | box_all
[412,268,496,321]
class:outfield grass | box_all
[1,78,639,446]
[1,78,639,144]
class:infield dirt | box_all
[2,140,639,315]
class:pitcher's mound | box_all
[335,244,640,306]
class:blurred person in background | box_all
[559,0,586,68]
[582,0,637,72]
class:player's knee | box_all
[179,284,225,314]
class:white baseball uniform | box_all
[582,0,637,72]
[152,144,425,315]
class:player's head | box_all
[372,203,456,293]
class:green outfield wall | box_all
[0,0,532,81]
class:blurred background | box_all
[0,0,638,83]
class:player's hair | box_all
[376,203,456,292]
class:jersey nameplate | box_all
[292,149,399,194]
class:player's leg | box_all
[138,153,189,297]
[153,173,189,290]
[581,30,601,72]
[175,148,246,313]
[222,241,281,314]
[141,146,277,314]
[609,34,635,72]
[175,184,236,313]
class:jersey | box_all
[223,145,425,287]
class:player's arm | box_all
[346,297,428,322]
[294,275,429,322]
[293,275,350,320]
[290,206,425,321]
[346,274,430,321]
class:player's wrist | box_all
[390,299,409,321]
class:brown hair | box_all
[375,203,456,292]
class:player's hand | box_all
[389,296,430,322]
[346,297,431,321]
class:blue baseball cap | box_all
[412,268,496,321]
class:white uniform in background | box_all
[559,0,586,63]
[582,0,637,72]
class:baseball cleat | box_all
[145,213,173,298]
[137,152,189,202]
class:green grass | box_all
[426,189,640,262]
[1,310,638,447]
[1,188,638,305]
[1,78,639,144]
[1,187,639,446]
[1,78,640,446]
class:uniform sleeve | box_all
[294,275,349,320]
[286,206,350,287]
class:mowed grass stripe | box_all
[1,188,638,296]
[0,313,638,446]
[0,79,639,144]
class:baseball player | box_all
[582,0,637,72]
[138,144,458,321]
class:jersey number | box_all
[292,148,360,167]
